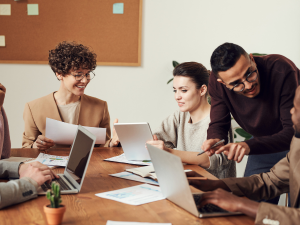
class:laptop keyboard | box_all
[193,194,228,213]
[41,177,71,191]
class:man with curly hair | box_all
[22,41,116,150]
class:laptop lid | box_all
[63,125,96,191]
[146,143,199,217]
[114,123,153,160]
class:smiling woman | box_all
[151,62,236,179]
[22,41,112,150]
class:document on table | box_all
[95,184,165,205]
[45,118,106,145]
[107,221,171,225]
[110,172,159,186]
[104,153,152,166]
[26,153,69,167]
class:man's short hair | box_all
[210,43,248,75]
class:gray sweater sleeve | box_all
[154,112,179,149]
[0,161,38,209]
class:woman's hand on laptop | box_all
[146,135,171,152]
[197,189,259,218]
[110,118,120,147]
[19,162,59,186]
[33,135,54,151]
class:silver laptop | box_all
[146,143,242,218]
[38,125,96,195]
[114,123,153,160]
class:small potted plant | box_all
[44,182,66,225]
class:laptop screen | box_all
[65,128,94,184]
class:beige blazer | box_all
[223,136,300,225]
[22,93,111,148]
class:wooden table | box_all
[1,148,254,225]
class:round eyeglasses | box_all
[71,71,95,81]
[229,69,258,92]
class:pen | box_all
[197,139,225,156]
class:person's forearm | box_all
[189,179,231,192]
[167,148,210,168]
[205,180,231,192]
[0,179,37,209]
[237,197,259,218]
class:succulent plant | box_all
[46,182,62,208]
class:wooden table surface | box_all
[1,147,254,225]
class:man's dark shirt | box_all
[207,54,300,154]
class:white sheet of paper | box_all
[95,184,165,205]
[36,153,69,166]
[104,153,152,166]
[107,221,171,225]
[25,153,69,167]
[45,118,106,145]
[110,172,159,186]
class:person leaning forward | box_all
[188,85,300,225]
[202,43,300,204]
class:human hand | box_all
[146,135,169,152]
[33,135,54,151]
[198,189,243,212]
[110,118,120,147]
[201,139,224,156]
[19,161,59,180]
[215,142,250,163]
[197,188,259,218]
[19,162,58,186]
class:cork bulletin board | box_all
[0,0,142,66]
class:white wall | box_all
[1,0,300,189]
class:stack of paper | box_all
[126,165,157,180]
[110,172,159,186]
[104,153,152,166]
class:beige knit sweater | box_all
[154,110,236,179]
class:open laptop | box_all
[38,125,96,195]
[146,143,242,218]
[114,123,153,160]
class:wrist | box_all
[212,180,230,191]
[236,197,259,218]
[166,148,174,153]
[18,162,24,177]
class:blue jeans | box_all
[244,150,289,205]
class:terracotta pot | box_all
[43,204,66,225]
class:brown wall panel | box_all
[0,0,142,66]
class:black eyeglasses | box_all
[71,71,95,81]
[229,69,258,92]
